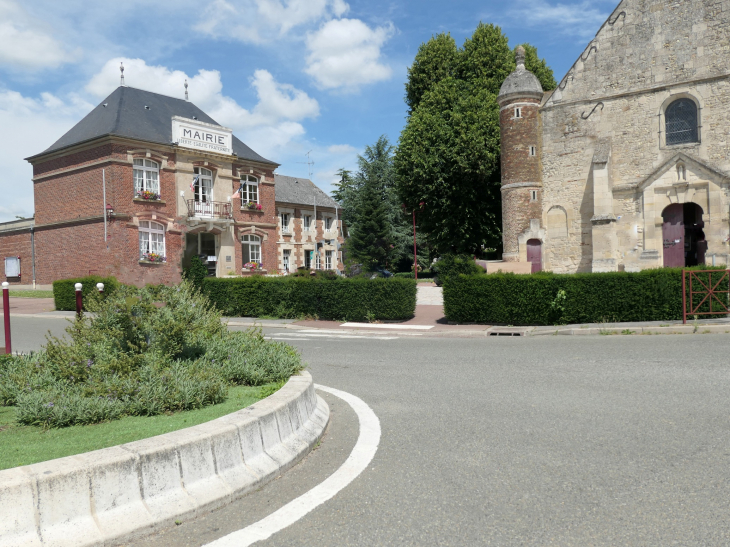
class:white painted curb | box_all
[0,371,328,547]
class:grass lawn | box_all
[0,383,279,471]
[8,290,54,298]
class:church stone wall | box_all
[536,0,730,273]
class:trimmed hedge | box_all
[202,276,417,321]
[444,267,729,325]
[393,271,435,279]
[52,276,121,311]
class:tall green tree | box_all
[335,136,417,271]
[395,23,555,254]
[346,178,391,270]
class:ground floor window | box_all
[139,220,165,261]
[315,250,321,270]
[304,248,312,269]
[242,234,261,265]
[325,250,332,270]
[283,249,291,272]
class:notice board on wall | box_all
[4,257,20,277]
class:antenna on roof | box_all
[296,150,314,179]
[184,79,188,101]
[120,62,125,86]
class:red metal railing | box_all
[186,199,232,219]
[682,269,730,324]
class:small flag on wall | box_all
[190,175,200,194]
[231,185,241,199]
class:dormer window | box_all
[665,98,699,145]
[134,159,160,199]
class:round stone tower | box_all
[497,46,544,262]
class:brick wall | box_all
[500,98,542,259]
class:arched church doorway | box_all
[526,239,542,273]
[661,202,705,267]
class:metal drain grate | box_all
[487,327,529,337]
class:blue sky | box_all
[0,0,618,222]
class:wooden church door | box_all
[662,204,684,268]
[526,239,542,273]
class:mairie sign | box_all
[172,116,233,155]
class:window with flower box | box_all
[241,234,261,265]
[139,220,165,262]
[134,159,160,200]
[240,175,261,210]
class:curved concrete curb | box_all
[0,371,329,547]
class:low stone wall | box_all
[0,371,328,547]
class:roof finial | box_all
[515,46,525,70]
[120,62,125,86]
[184,79,189,101]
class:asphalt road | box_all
[6,317,730,545]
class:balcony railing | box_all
[186,199,232,219]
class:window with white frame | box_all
[315,251,321,270]
[280,213,290,233]
[324,216,333,230]
[325,250,333,270]
[241,234,261,264]
[139,220,165,261]
[282,249,291,272]
[133,159,160,198]
[303,214,312,231]
[240,174,258,204]
[193,167,213,203]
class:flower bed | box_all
[0,282,304,428]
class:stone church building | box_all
[497,0,730,273]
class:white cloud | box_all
[305,18,394,91]
[506,0,610,39]
[327,144,357,154]
[196,0,349,44]
[0,0,74,69]
[86,58,319,158]
[0,90,93,222]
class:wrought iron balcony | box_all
[186,199,232,219]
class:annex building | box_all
[497,0,730,273]
[0,85,344,286]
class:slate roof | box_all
[274,174,339,208]
[28,86,277,165]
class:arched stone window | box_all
[665,99,698,145]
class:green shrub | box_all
[201,276,417,321]
[52,276,121,311]
[432,254,484,286]
[183,256,208,288]
[1,282,304,428]
[444,267,729,325]
[393,271,434,279]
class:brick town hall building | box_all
[496,0,730,274]
[0,84,344,286]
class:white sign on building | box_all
[172,116,233,156]
[5,257,20,277]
